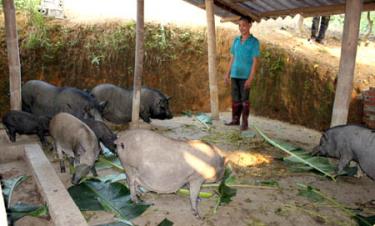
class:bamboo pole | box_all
[330,0,363,127]
[131,0,144,128]
[2,0,22,110]
[205,0,220,120]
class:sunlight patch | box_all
[225,151,271,167]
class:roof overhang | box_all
[183,0,375,22]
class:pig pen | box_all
[1,113,375,226]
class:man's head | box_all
[238,16,253,36]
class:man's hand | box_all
[244,78,252,89]
[224,74,230,86]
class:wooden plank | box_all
[131,0,144,128]
[205,0,219,120]
[0,181,8,226]
[24,144,88,226]
[2,0,21,110]
[330,0,363,127]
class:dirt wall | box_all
[0,16,363,131]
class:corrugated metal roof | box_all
[183,0,375,22]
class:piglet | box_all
[2,110,50,144]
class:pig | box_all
[81,118,117,154]
[49,112,100,184]
[312,124,375,180]
[115,129,225,217]
[2,110,50,144]
[90,83,173,124]
[22,80,105,120]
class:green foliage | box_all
[0,0,40,10]
[330,12,375,35]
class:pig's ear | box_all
[166,96,172,101]
[99,101,108,112]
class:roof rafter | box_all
[259,2,375,18]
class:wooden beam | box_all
[131,0,144,128]
[330,0,363,127]
[205,0,219,120]
[220,15,241,23]
[215,0,261,22]
[259,2,375,19]
[2,0,21,110]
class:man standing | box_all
[224,16,260,131]
[310,16,330,44]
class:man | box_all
[310,16,330,44]
[224,16,260,131]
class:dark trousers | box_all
[311,16,330,41]
[231,78,249,102]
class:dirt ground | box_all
[1,113,374,226]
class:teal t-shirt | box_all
[230,35,260,79]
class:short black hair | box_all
[239,16,253,23]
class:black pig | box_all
[312,124,375,180]
[82,118,117,154]
[2,110,50,144]
[90,83,173,124]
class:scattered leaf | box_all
[297,184,324,202]
[96,156,123,172]
[68,179,149,222]
[2,176,29,206]
[255,179,279,187]
[195,113,212,125]
[354,215,375,226]
[8,203,48,222]
[157,218,174,226]
[217,167,237,205]
[177,188,213,198]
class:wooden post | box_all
[205,0,220,120]
[2,0,22,110]
[131,0,144,128]
[330,0,362,127]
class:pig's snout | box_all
[311,146,321,156]
[71,164,91,184]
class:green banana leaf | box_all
[157,218,174,226]
[68,179,149,222]
[98,173,127,183]
[297,183,375,226]
[96,156,123,171]
[2,175,29,206]
[354,215,375,226]
[8,203,48,222]
[1,176,49,222]
[217,167,237,205]
[96,223,129,226]
[254,126,336,180]
[297,184,375,226]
